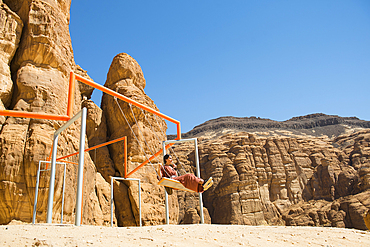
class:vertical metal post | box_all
[61,163,67,224]
[194,139,204,224]
[32,161,42,224]
[124,137,127,178]
[162,142,170,225]
[165,189,169,224]
[110,177,114,227]
[138,179,142,227]
[75,107,87,226]
[46,135,59,223]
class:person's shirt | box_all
[161,165,178,178]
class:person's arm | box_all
[169,166,178,178]
[160,165,166,178]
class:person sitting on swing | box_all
[161,154,213,193]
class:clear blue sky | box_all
[70,1,370,134]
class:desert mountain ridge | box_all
[169,113,370,140]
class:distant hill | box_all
[169,113,370,140]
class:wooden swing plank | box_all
[158,177,195,193]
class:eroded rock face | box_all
[0,0,178,227]
[0,0,22,121]
[195,133,310,225]
[101,53,177,226]
[11,0,74,76]
[171,130,370,229]
[282,190,370,230]
[0,0,111,226]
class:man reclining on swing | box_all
[160,154,213,193]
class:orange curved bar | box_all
[0,72,74,121]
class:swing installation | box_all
[113,96,208,224]
[70,71,208,223]
[113,96,208,193]
[0,70,206,225]
[69,72,182,179]
[69,72,199,226]
[57,72,203,225]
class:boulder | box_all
[101,53,177,226]
[0,0,106,225]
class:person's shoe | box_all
[203,177,213,191]
[203,177,212,186]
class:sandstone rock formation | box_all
[100,53,178,226]
[174,114,370,140]
[170,129,370,229]
[0,0,22,112]
[0,0,112,226]
[0,0,180,227]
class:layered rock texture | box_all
[99,53,178,226]
[0,0,112,226]
[0,0,177,227]
[170,117,370,230]
[172,114,370,141]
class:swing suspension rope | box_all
[114,96,198,197]
[152,113,201,201]
[134,104,186,177]
[114,97,161,179]
[137,107,174,178]
[152,113,189,176]
[140,106,189,177]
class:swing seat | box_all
[158,177,195,193]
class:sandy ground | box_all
[0,223,369,247]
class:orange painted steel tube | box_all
[72,72,182,177]
[176,122,181,140]
[59,160,78,165]
[124,137,127,178]
[73,74,181,130]
[125,143,174,178]
[56,136,127,161]
[0,110,70,121]
[0,72,74,121]
[67,71,75,118]
[46,147,54,169]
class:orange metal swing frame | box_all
[0,72,181,178]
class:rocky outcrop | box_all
[175,114,370,140]
[282,190,370,230]
[0,0,22,124]
[169,129,370,229]
[0,0,111,226]
[0,0,180,227]
[101,53,177,226]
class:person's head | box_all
[163,154,172,165]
